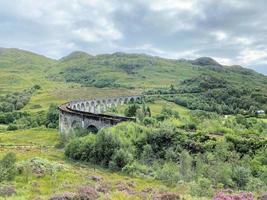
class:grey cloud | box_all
[0,0,266,74]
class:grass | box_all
[0,127,195,200]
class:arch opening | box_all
[87,125,98,134]
[71,120,82,131]
[129,97,135,103]
[81,103,85,111]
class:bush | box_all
[124,104,140,117]
[122,161,151,177]
[7,124,18,131]
[154,162,180,185]
[232,166,251,189]
[0,185,16,197]
[108,149,133,170]
[190,177,214,197]
[46,104,59,128]
[0,153,17,182]
[17,157,63,177]
[143,117,156,126]
[213,191,255,200]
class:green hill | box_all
[0,48,266,113]
[50,51,267,89]
[0,48,266,199]
[0,48,56,93]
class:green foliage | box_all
[156,106,179,121]
[232,166,251,189]
[124,104,140,117]
[0,86,40,113]
[7,124,18,131]
[154,162,180,185]
[190,177,214,197]
[145,74,267,115]
[179,150,193,182]
[0,152,17,182]
[45,104,59,128]
[65,130,133,170]
[17,157,63,177]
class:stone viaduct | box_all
[58,95,142,136]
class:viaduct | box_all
[58,95,142,136]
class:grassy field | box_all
[0,127,204,200]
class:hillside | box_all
[0,48,266,114]
[0,48,266,199]
[50,52,267,90]
[0,48,56,94]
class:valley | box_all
[0,48,266,200]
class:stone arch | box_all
[95,104,101,114]
[86,102,90,111]
[73,105,77,110]
[71,120,82,131]
[77,104,81,110]
[81,103,85,111]
[100,103,106,112]
[129,97,135,103]
[136,97,141,103]
[119,98,123,105]
[124,98,129,104]
[87,125,98,133]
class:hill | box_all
[49,52,267,90]
[0,48,266,199]
[0,48,56,93]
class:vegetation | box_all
[0,48,266,199]
[144,75,267,115]
[65,107,267,198]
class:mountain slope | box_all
[0,48,56,93]
[49,52,267,90]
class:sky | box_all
[0,0,267,75]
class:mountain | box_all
[48,51,266,90]
[0,48,55,70]
[0,48,266,94]
[0,48,56,93]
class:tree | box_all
[46,104,59,128]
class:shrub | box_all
[213,191,255,200]
[46,104,59,128]
[17,157,63,177]
[49,192,76,200]
[190,177,214,197]
[7,124,18,131]
[109,149,133,170]
[124,104,140,117]
[232,166,251,189]
[122,161,151,177]
[0,185,16,197]
[143,117,156,126]
[0,152,17,182]
[154,162,180,185]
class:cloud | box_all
[0,0,266,74]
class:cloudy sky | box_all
[0,0,267,74]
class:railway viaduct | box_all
[58,95,142,136]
